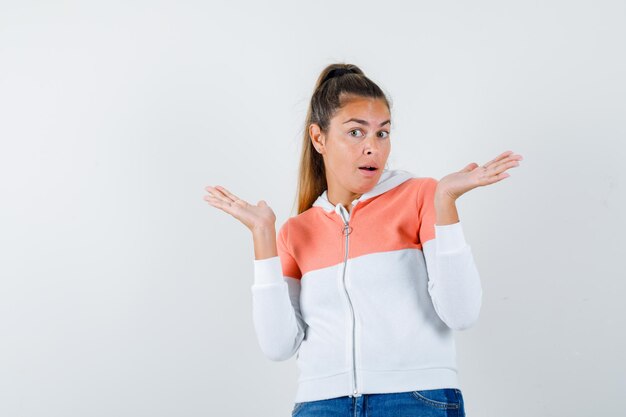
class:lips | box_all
[359,164,378,171]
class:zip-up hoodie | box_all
[250,168,483,403]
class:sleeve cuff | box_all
[253,256,285,285]
[435,221,468,253]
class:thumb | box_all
[257,200,268,207]
[461,162,479,172]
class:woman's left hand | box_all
[437,150,523,200]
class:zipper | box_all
[335,203,361,398]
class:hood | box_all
[312,168,415,213]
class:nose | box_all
[364,134,381,154]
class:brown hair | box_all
[294,63,392,215]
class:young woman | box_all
[204,63,523,417]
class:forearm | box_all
[423,233,483,331]
[251,225,306,361]
[251,256,306,361]
[252,226,278,260]
[427,190,482,330]
[434,191,459,226]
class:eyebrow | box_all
[343,118,391,127]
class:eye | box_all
[378,131,390,138]
[349,129,363,137]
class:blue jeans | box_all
[292,389,465,417]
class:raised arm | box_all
[421,223,483,331]
[203,185,305,361]
[250,222,306,361]
[417,150,523,330]
[418,178,483,331]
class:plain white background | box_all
[1,1,624,416]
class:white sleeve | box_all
[422,221,483,330]
[250,256,306,361]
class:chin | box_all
[355,179,378,192]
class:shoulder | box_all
[411,176,439,188]
[400,176,439,201]
[277,217,292,242]
[282,205,325,232]
[412,176,439,198]
[277,212,312,246]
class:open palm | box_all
[203,185,276,232]
[438,150,523,200]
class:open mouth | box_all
[359,166,377,171]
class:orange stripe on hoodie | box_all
[277,177,439,279]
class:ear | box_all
[309,123,325,154]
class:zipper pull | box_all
[334,204,353,228]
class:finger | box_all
[491,158,521,174]
[204,186,232,204]
[486,172,511,184]
[205,194,242,217]
[481,159,519,181]
[214,185,245,204]
[481,150,514,169]
[205,185,244,205]
[492,153,523,169]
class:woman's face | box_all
[310,95,392,197]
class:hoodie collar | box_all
[312,168,414,213]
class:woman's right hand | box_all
[203,185,276,233]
